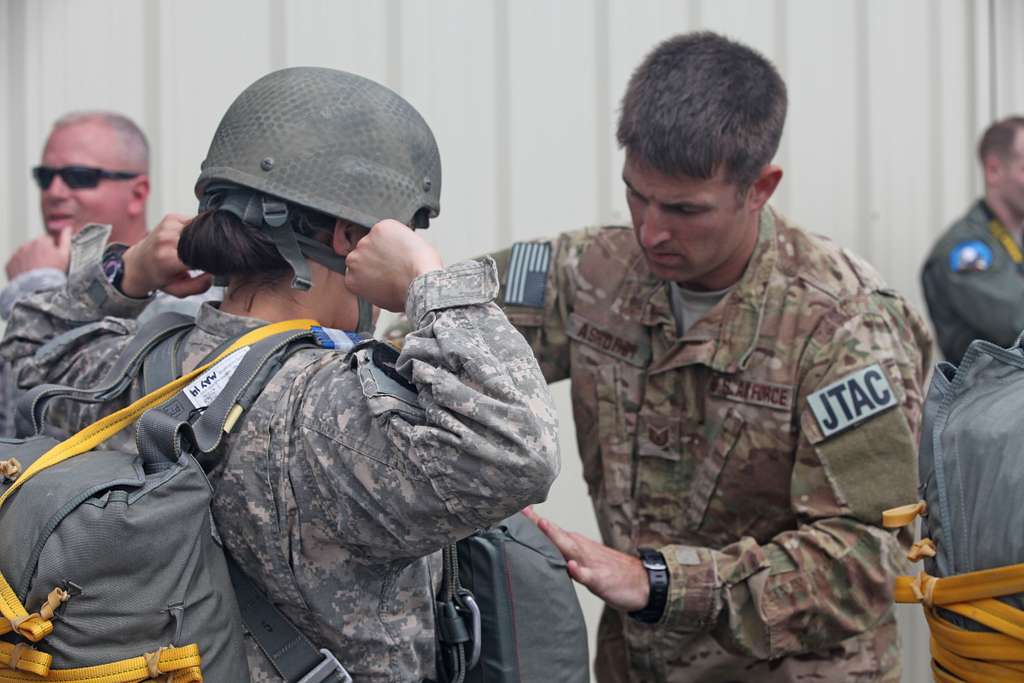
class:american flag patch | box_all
[504,242,551,308]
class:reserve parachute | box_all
[886,335,1024,682]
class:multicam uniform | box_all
[491,208,933,682]
[0,224,561,682]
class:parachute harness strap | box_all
[910,571,938,607]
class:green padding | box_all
[815,407,918,525]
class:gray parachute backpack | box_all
[885,335,1024,682]
[0,317,350,682]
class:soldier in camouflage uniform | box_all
[921,116,1024,363]
[505,33,933,681]
[0,67,560,682]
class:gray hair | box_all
[616,31,787,190]
[51,110,150,172]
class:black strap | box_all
[135,329,316,465]
[226,556,349,683]
[435,544,480,683]
[141,326,191,394]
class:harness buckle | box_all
[296,648,352,683]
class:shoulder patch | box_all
[808,363,897,438]
[948,240,993,273]
[504,242,551,308]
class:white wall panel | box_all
[778,0,862,252]
[505,0,600,239]
[152,0,276,217]
[3,2,1024,680]
[393,0,503,262]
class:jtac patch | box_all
[504,242,551,308]
[710,374,794,412]
[808,363,897,438]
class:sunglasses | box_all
[32,165,140,190]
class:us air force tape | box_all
[808,363,897,438]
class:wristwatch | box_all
[629,547,669,623]
[101,243,130,293]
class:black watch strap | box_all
[629,547,669,624]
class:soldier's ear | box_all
[982,154,1003,186]
[127,175,150,217]
[332,220,369,256]
[745,165,783,211]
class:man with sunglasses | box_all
[0,111,216,436]
[3,111,150,310]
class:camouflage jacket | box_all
[0,224,561,682]
[0,256,222,437]
[490,208,933,683]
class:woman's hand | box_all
[120,213,212,298]
[344,219,443,312]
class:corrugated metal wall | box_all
[2,1,1023,680]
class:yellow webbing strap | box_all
[0,319,318,645]
[0,643,201,682]
[882,500,926,528]
[0,641,52,676]
[896,563,1024,682]
[990,220,1024,265]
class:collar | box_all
[194,301,271,340]
[618,207,778,374]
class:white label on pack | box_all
[182,346,250,409]
[808,363,898,438]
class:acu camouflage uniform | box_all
[921,199,1024,363]
[491,208,932,682]
[0,224,561,682]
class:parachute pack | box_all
[885,335,1024,683]
[0,316,350,682]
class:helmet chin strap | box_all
[200,185,376,335]
[296,235,375,335]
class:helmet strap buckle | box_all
[261,197,290,228]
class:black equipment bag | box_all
[437,513,590,683]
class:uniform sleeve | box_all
[924,235,1024,348]
[656,292,932,659]
[0,267,68,320]
[485,229,602,383]
[293,258,562,561]
[0,224,150,433]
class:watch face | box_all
[645,557,668,571]
[102,250,126,287]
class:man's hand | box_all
[5,227,72,280]
[344,219,443,312]
[522,507,650,612]
[121,213,212,298]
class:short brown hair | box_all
[616,31,787,189]
[978,116,1024,164]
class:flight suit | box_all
[921,200,1024,363]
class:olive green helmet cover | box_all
[196,66,441,231]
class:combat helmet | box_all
[195,67,441,330]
